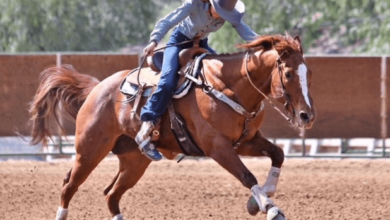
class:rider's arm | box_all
[149,0,192,44]
[232,20,259,42]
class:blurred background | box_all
[1,3,389,219]
[0,0,389,160]
[1,0,389,54]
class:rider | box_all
[136,0,259,161]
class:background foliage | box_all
[211,0,390,54]
[0,0,158,52]
[0,0,389,54]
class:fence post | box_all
[301,129,306,157]
[381,56,387,157]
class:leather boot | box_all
[135,121,162,161]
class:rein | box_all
[244,50,294,124]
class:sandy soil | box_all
[0,157,389,220]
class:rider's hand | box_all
[143,41,157,56]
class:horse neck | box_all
[205,50,276,112]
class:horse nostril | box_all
[299,112,310,122]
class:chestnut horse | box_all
[29,34,315,220]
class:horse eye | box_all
[285,71,292,79]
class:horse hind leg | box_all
[63,168,72,186]
[104,171,120,196]
[55,168,73,219]
[104,135,139,197]
[56,134,118,220]
[105,139,151,220]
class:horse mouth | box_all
[294,119,313,130]
[302,122,313,129]
[295,111,315,130]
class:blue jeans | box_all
[140,30,216,122]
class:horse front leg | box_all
[207,136,282,219]
[237,131,284,197]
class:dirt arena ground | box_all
[0,157,389,220]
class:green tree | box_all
[1,0,389,54]
[209,0,390,55]
[0,0,159,52]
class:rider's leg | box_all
[137,30,190,161]
[139,46,182,121]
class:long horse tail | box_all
[29,64,100,146]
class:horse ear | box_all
[294,36,304,55]
[294,35,301,44]
[284,31,292,39]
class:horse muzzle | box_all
[297,109,316,129]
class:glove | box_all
[143,41,157,56]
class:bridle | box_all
[244,50,295,124]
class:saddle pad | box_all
[119,68,158,97]
[120,80,154,97]
[121,67,198,99]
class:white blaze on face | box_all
[297,63,311,108]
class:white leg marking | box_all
[55,207,68,220]
[267,206,285,220]
[262,166,281,197]
[112,214,124,220]
[251,185,274,214]
[297,63,311,108]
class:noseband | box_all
[275,52,297,118]
[244,50,295,123]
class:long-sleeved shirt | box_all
[150,0,258,44]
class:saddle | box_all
[119,42,208,157]
[121,47,208,99]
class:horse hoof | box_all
[246,196,260,216]
[112,214,124,220]
[267,206,285,220]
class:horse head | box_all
[240,33,316,129]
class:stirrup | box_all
[135,121,162,161]
[139,138,162,161]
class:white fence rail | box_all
[0,136,389,161]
